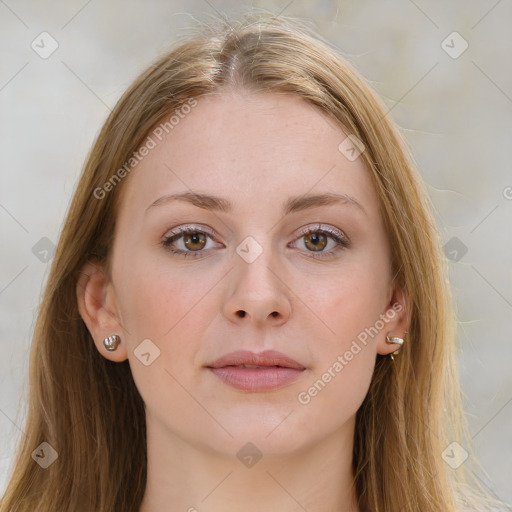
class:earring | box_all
[103,334,120,351]
[386,334,405,360]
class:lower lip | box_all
[208,366,305,392]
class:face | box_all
[84,90,406,459]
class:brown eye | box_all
[183,232,207,251]
[162,226,221,258]
[303,232,328,252]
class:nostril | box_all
[237,310,246,317]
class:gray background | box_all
[1,0,511,505]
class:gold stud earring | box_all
[103,334,120,351]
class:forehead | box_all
[118,91,379,218]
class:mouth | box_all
[205,350,307,392]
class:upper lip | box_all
[205,350,306,370]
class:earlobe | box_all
[76,261,128,362]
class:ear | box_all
[76,260,128,362]
[376,280,410,356]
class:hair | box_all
[1,10,508,512]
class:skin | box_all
[77,90,408,512]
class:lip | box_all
[205,349,306,392]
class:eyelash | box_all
[161,224,350,260]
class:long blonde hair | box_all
[1,11,505,512]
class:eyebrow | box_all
[146,191,367,216]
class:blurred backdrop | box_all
[1,0,511,504]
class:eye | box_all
[162,223,350,260]
[290,224,350,259]
[162,226,221,258]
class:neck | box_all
[139,415,360,512]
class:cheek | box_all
[113,258,221,412]
[115,251,219,342]
[295,273,382,425]
[303,259,390,343]
[294,260,388,412]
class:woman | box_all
[1,11,507,512]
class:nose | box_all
[223,249,292,328]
